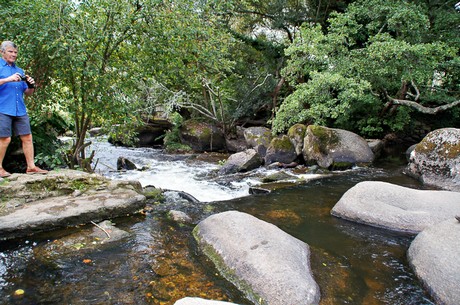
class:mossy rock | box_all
[243,127,273,151]
[264,135,297,165]
[179,120,226,152]
[407,128,460,191]
[302,125,374,169]
[287,124,307,156]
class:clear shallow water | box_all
[0,139,436,304]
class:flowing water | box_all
[0,139,436,305]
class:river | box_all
[0,138,435,305]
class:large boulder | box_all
[302,125,374,169]
[0,169,146,240]
[218,149,263,175]
[225,126,247,153]
[137,119,172,147]
[264,135,297,165]
[407,218,460,305]
[331,181,460,234]
[243,127,273,157]
[287,123,307,156]
[193,211,320,305]
[180,120,226,152]
[406,128,460,191]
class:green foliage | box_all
[163,113,192,153]
[275,0,459,137]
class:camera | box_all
[19,74,27,81]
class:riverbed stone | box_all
[193,210,320,305]
[174,298,240,305]
[218,149,263,175]
[179,120,226,152]
[407,218,460,305]
[331,181,460,234]
[0,169,146,240]
[287,123,307,156]
[264,135,297,165]
[406,128,460,191]
[243,126,273,157]
[168,210,193,224]
[302,125,374,169]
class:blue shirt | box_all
[0,58,28,116]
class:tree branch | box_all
[386,96,460,114]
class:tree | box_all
[208,0,351,123]
[273,0,459,136]
[2,0,150,171]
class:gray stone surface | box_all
[174,298,240,305]
[0,169,146,240]
[331,181,460,233]
[287,123,307,156]
[179,120,226,152]
[408,218,460,305]
[193,211,320,305]
[243,127,273,157]
[406,128,460,191]
[302,125,374,169]
[218,149,263,175]
[264,135,297,165]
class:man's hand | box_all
[25,75,35,88]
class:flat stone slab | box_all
[0,170,146,240]
[193,211,320,305]
[331,181,460,233]
[408,218,460,305]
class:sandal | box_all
[26,167,48,175]
[0,168,11,178]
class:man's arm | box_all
[0,73,19,86]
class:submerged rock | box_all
[406,128,460,191]
[168,210,193,224]
[193,211,320,305]
[331,181,460,234]
[408,218,460,305]
[174,298,240,305]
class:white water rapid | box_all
[88,138,324,202]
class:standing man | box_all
[0,41,48,177]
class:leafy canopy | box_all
[273,0,459,136]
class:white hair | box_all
[1,41,17,52]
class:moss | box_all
[246,128,272,146]
[26,176,108,195]
[330,162,354,170]
[270,136,294,151]
[193,227,268,305]
[143,188,164,201]
[415,138,436,155]
[287,124,307,139]
[184,120,212,138]
[444,142,460,158]
[416,135,460,159]
[308,125,339,155]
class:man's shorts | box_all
[0,113,32,137]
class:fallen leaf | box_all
[83,259,92,264]
[14,289,25,296]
